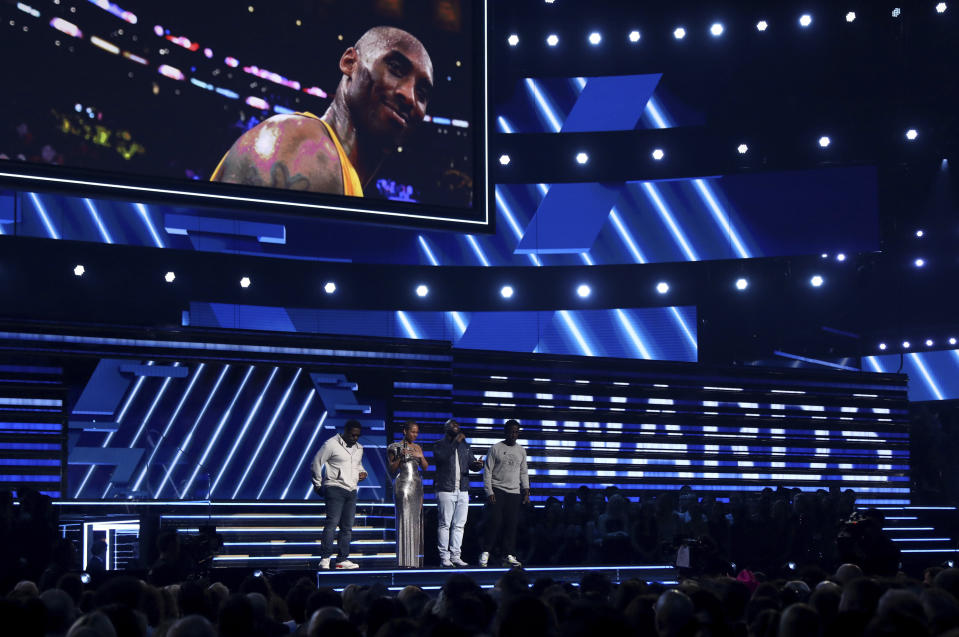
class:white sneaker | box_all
[451,557,469,567]
[503,555,522,567]
[479,551,489,567]
[336,559,359,570]
[440,559,453,567]
[319,557,331,570]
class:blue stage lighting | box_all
[73,265,85,277]
[240,276,251,288]
[903,341,911,349]
[906,129,918,141]
[819,136,831,148]
[916,229,924,237]
[915,258,925,267]
[735,278,748,291]
[937,3,947,14]
[799,14,812,27]
[577,284,591,298]
[499,154,511,166]
[588,31,602,45]
[324,281,336,294]
[892,7,901,18]
[810,275,824,287]
[756,20,769,31]
[673,27,686,39]
[737,144,748,154]
[164,271,175,283]
[926,339,934,347]
[628,30,641,42]
[652,148,665,160]
[949,337,956,346]
[500,285,514,299]
[846,12,856,22]
[415,284,429,297]
[576,152,589,164]
[507,34,519,46]
[546,34,559,46]
[879,343,887,351]
[710,23,724,36]
[656,281,670,294]
[837,253,846,262]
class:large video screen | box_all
[0,0,488,228]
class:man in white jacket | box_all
[312,419,368,569]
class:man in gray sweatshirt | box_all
[479,419,529,567]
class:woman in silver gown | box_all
[388,421,428,568]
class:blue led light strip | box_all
[416,236,467,336]
[281,411,328,499]
[27,192,60,240]
[133,203,165,248]
[256,389,314,499]
[909,353,944,400]
[83,198,114,244]
[396,311,420,340]
[233,368,301,498]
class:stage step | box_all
[867,506,958,570]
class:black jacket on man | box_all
[432,436,478,492]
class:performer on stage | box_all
[387,421,428,568]
[432,418,483,567]
[479,419,529,568]
[211,26,433,197]
[311,420,368,570]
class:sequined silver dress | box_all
[389,442,423,567]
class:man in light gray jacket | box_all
[479,419,529,567]
[312,419,368,569]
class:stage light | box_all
[819,136,831,148]
[915,258,925,267]
[737,144,749,154]
[735,278,748,291]
[916,229,924,238]
[164,271,175,283]
[846,12,856,22]
[415,284,429,297]
[324,281,336,294]
[926,339,934,347]
[821,253,828,258]
[810,275,824,287]
[879,343,887,351]
[950,337,957,346]
[937,3,947,13]
[240,276,251,288]
[576,284,591,298]
[673,27,686,39]
[710,23,724,36]
[906,129,918,140]
[652,148,665,160]
[756,20,769,31]
[836,253,846,262]
[903,340,911,349]
[507,34,519,46]
[546,34,559,46]
[892,8,901,18]
[500,285,514,299]
[799,14,812,27]
[588,32,602,45]
[73,265,85,277]
[576,152,589,164]
[499,154,511,166]
[656,281,670,294]
[628,30,641,42]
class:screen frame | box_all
[0,0,491,233]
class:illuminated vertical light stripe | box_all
[693,179,751,259]
[465,235,491,267]
[83,198,114,243]
[27,193,60,240]
[133,202,165,248]
[256,389,314,499]
[641,182,699,261]
[609,208,648,263]
[126,362,180,449]
[74,362,152,497]
[909,353,944,400]
[183,365,255,498]
[524,78,563,132]
[864,356,885,373]
[132,362,205,493]
[396,311,420,340]
[210,366,278,496]
[281,411,328,499]
[615,309,652,359]
[670,307,698,352]
[155,364,230,498]
[558,310,594,357]
[232,368,301,498]
[416,235,439,266]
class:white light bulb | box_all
[576,284,591,298]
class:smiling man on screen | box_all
[212,26,433,197]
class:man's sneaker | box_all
[503,555,522,567]
[336,559,360,570]
[319,557,331,570]
[478,552,489,567]
[440,559,453,567]
[451,557,469,567]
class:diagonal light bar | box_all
[127,362,180,449]
[132,362,205,493]
[524,78,563,132]
[609,207,648,263]
[281,410,328,499]
[417,236,467,336]
[155,363,230,498]
[210,366,279,496]
[133,202,165,248]
[183,365,255,498]
[557,310,594,357]
[465,235,491,267]
[615,309,653,359]
[694,179,751,259]
[641,182,699,261]
[83,198,114,244]
[497,116,514,134]
[670,306,698,352]
[28,192,60,240]
[494,187,542,266]
[231,368,301,498]
[864,356,885,373]
[909,353,944,400]
[256,387,314,499]
[396,311,420,339]
[74,361,152,497]
[417,235,439,266]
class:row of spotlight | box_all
[878,337,958,351]
[510,4,949,48]
[497,130,922,167]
